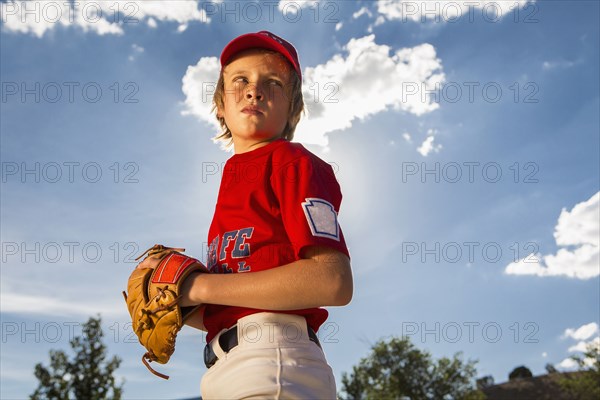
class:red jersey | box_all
[203,139,349,342]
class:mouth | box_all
[242,106,263,116]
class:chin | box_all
[238,132,283,142]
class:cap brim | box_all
[220,33,301,80]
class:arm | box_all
[183,305,207,331]
[180,246,353,310]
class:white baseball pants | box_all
[200,312,337,400]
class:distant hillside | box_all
[481,371,586,400]
[177,371,587,400]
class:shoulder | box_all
[271,140,330,170]
[270,141,338,187]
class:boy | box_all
[143,31,352,399]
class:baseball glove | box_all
[122,244,208,379]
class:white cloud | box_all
[181,34,445,147]
[374,15,386,27]
[278,0,319,15]
[542,59,581,71]
[554,192,599,247]
[0,243,136,320]
[0,250,132,319]
[1,0,118,38]
[180,56,221,130]
[563,322,599,341]
[128,43,145,61]
[298,35,444,146]
[556,323,600,371]
[568,340,594,353]
[73,1,125,35]
[558,335,600,371]
[0,0,208,38]
[353,6,372,19]
[505,192,600,279]
[375,0,535,23]
[128,0,207,25]
[402,132,412,143]
[557,357,579,370]
[1,289,124,318]
[417,135,442,156]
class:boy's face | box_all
[218,49,292,151]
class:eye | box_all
[267,79,284,88]
[232,76,248,85]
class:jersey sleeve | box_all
[270,154,350,259]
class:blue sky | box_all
[1,0,599,398]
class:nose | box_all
[245,83,264,101]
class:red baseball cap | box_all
[220,31,302,81]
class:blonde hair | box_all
[212,50,304,147]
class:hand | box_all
[136,256,161,270]
[134,244,187,271]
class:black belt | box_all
[204,323,321,369]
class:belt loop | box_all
[210,328,229,360]
[307,322,321,349]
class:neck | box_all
[233,137,281,154]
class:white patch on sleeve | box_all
[301,198,340,241]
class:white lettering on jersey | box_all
[301,198,340,241]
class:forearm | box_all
[181,248,353,310]
[183,305,207,331]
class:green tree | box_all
[30,316,123,400]
[557,341,600,400]
[508,365,533,381]
[545,363,558,374]
[339,336,485,400]
[475,375,494,390]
